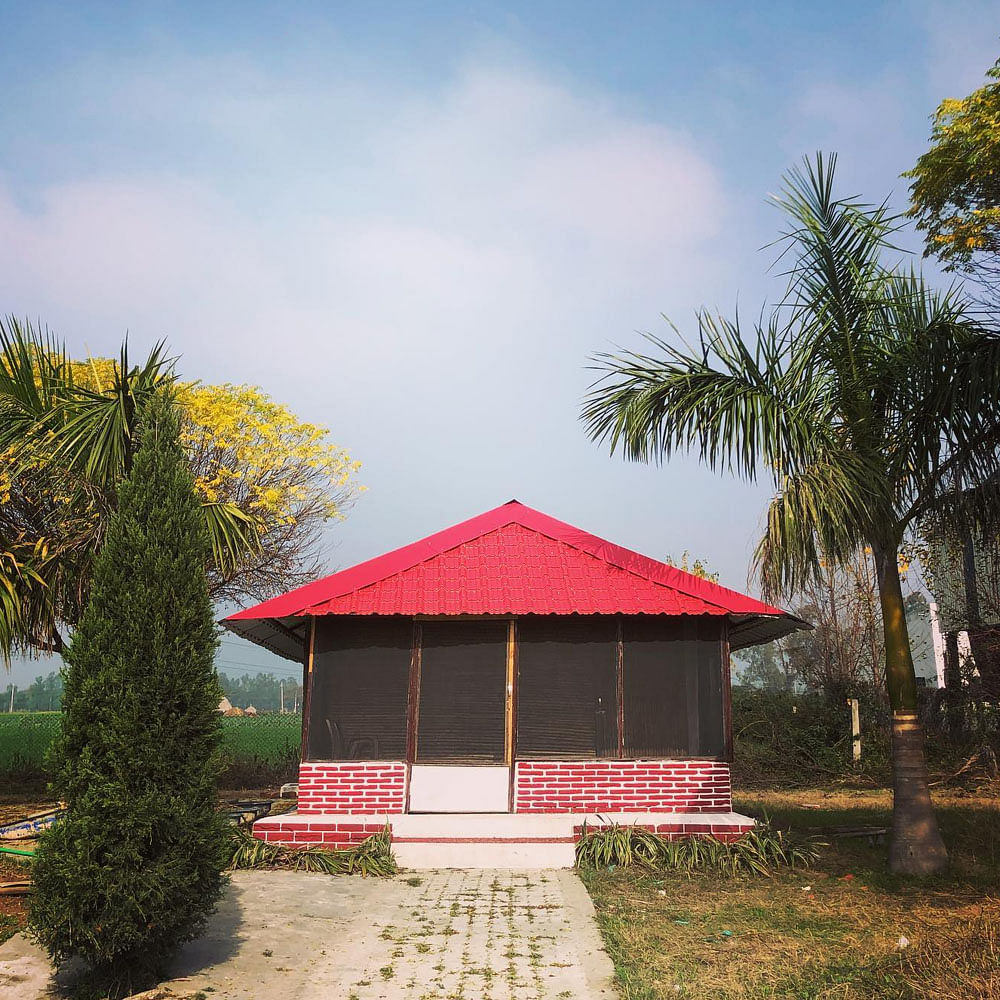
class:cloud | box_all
[0,59,731,383]
[0,53,743,586]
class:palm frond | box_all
[755,453,889,601]
[583,313,829,480]
[38,340,176,488]
[201,502,263,576]
[0,541,53,665]
[0,317,70,451]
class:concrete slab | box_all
[0,869,616,999]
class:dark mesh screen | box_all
[307,617,412,760]
[622,617,724,757]
[416,620,507,763]
[516,617,618,758]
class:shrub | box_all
[731,685,1000,788]
[29,393,230,998]
[731,686,891,787]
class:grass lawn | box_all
[582,787,1000,1000]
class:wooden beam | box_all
[270,616,309,647]
[299,616,316,762]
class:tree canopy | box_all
[906,56,1000,280]
[0,320,361,659]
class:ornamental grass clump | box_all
[229,824,396,877]
[575,819,822,875]
[29,392,230,999]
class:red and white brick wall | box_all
[297,760,407,815]
[573,819,752,843]
[514,760,732,814]
[254,816,387,849]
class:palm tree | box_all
[0,319,260,660]
[582,154,1000,875]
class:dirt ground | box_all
[0,798,48,945]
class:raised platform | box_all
[252,810,757,868]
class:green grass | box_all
[0,712,302,786]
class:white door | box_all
[408,764,510,812]
[411,621,511,812]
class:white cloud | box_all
[0,58,731,381]
[0,52,750,598]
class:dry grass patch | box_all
[583,788,1000,999]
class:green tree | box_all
[906,56,1000,287]
[29,392,230,996]
[0,320,361,660]
[582,154,1000,875]
[218,671,302,713]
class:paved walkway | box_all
[0,869,616,1000]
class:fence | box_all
[0,712,303,787]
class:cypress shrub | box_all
[29,391,229,997]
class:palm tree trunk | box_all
[874,546,949,875]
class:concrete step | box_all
[393,839,577,869]
[391,813,578,868]
[392,813,576,838]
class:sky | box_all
[1,1,998,686]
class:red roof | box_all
[223,501,804,659]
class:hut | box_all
[224,501,806,866]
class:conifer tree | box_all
[30,391,229,996]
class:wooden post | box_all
[848,697,861,762]
[721,621,733,761]
[616,617,625,758]
[299,617,315,761]
[505,619,516,766]
[406,621,422,764]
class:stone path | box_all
[0,869,616,999]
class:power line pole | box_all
[9,684,14,713]
[279,680,284,715]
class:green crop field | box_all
[0,712,61,778]
[0,712,303,785]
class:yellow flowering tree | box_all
[906,56,1000,283]
[0,319,361,658]
[176,382,361,603]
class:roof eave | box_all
[728,612,812,652]
[220,615,310,663]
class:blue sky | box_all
[1,1,998,684]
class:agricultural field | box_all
[0,712,302,788]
